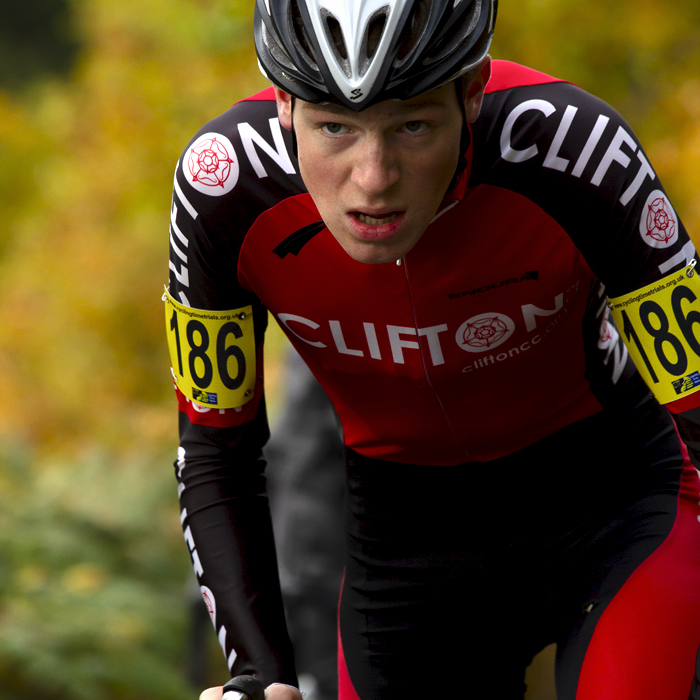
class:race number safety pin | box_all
[163,288,256,409]
[608,260,700,403]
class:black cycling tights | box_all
[337,408,700,699]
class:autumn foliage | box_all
[0,0,698,697]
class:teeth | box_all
[357,213,399,225]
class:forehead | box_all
[299,82,460,121]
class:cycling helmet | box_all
[254,0,497,111]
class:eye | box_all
[321,122,349,135]
[402,120,428,134]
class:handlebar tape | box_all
[222,675,265,700]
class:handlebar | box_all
[222,675,265,700]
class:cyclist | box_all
[165,1,700,698]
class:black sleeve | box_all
[166,98,305,685]
[176,410,297,684]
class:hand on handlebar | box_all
[199,680,303,700]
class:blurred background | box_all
[0,0,698,697]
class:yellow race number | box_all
[609,261,700,404]
[164,288,256,408]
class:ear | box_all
[463,55,492,123]
[274,87,294,130]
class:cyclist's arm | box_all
[175,404,297,685]
[572,109,700,462]
[476,76,700,463]
[166,114,299,686]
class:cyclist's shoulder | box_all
[172,86,304,227]
[475,59,629,149]
[177,86,280,174]
[185,86,285,143]
[471,59,639,192]
[467,61,692,296]
[486,59,567,93]
[482,59,608,109]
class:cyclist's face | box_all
[276,70,488,264]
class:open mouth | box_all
[356,212,401,226]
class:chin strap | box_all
[290,96,298,159]
[446,80,472,194]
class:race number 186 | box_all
[163,289,256,408]
[609,263,700,404]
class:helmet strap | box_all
[446,79,471,193]
[290,96,298,159]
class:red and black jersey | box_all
[167,61,699,685]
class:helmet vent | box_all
[424,0,481,65]
[325,15,348,60]
[395,0,431,64]
[320,9,351,78]
[365,9,388,61]
[263,23,296,71]
[290,0,320,70]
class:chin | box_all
[342,242,404,265]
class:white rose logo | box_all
[456,312,516,353]
[200,585,216,625]
[639,190,678,249]
[184,132,239,196]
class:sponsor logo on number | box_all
[455,312,516,353]
[672,371,700,396]
[184,132,239,196]
[639,190,678,249]
[193,388,218,405]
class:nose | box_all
[350,136,399,197]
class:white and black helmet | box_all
[255,0,497,111]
